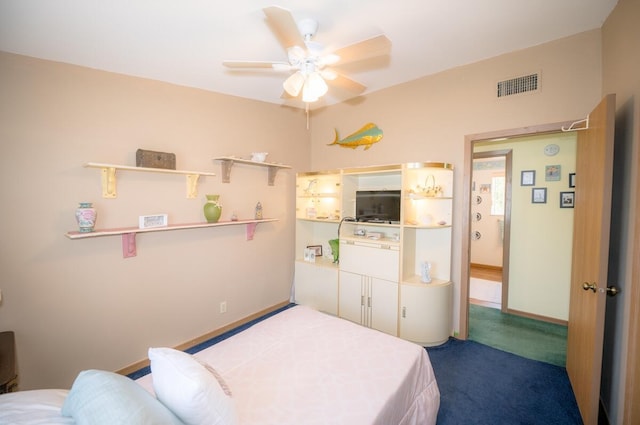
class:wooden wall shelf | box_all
[84,162,216,199]
[213,157,291,185]
[65,218,278,258]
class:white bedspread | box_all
[0,306,439,425]
[138,305,439,425]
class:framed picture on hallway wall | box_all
[531,187,547,204]
[521,170,535,186]
[560,191,575,208]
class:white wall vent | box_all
[497,73,539,97]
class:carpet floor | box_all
[426,338,582,424]
[469,303,567,367]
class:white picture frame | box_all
[139,214,168,229]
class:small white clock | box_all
[544,144,560,156]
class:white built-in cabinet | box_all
[293,162,453,346]
[338,240,399,335]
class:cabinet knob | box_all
[402,306,406,318]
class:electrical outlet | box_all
[219,301,227,314]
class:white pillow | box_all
[148,347,238,425]
[61,369,184,425]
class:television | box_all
[355,190,401,223]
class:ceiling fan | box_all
[223,6,391,104]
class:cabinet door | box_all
[400,282,452,346]
[338,271,364,325]
[294,261,338,315]
[369,277,399,336]
[340,242,399,281]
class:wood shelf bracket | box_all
[185,174,200,199]
[219,159,233,183]
[246,222,257,240]
[101,166,118,198]
[122,233,137,258]
[267,166,279,186]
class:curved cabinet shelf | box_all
[85,162,216,199]
[66,218,278,258]
[213,156,291,186]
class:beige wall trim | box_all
[470,263,503,272]
[506,307,568,326]
[116,300,291,376]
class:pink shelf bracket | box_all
[246,222,257,240]
[122,233,137,258]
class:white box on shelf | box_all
[139,214,168,229]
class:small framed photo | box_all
[545,165,561,181]
[569,173,576,188]
[139,214,168,229]
[532,187,547,204]
[306,245,322,257]
[479,184,491,194]
[521,170,536,186]
[560,191,575,208]
[303,248,316,262]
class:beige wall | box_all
[0,51,310,390]
[600,0,640,422]
[309,30,603,331]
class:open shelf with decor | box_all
[66,218,278,258]
[213,156,291,185]
[84,162,216,199]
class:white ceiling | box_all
[0,0,618,110]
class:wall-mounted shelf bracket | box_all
[246,222,257,240]
[185,174,200,199]
[213,157,291,186]
[219,159,234,183]
[85,162,215,199]
[122,233,137,258]
[101,166,117,198]
[267,167,280,186]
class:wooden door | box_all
[566,94,616,425]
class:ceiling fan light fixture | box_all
[283,71,305,96]
[305,71,328,98]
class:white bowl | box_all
[251,152,268,162]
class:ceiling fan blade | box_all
[263,6,306,50]
[223,60,291,70]
[329,73,367,94]
[333,35,391,65]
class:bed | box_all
[0,305,440,424]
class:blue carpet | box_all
[426,338,582,424]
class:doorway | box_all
[469,151,511,312]
[460,122,578,340]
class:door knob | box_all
[582,282,620,297]
[606,286,620,297]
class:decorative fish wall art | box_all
[327,123,383,150]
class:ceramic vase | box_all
[75,202,97,233]
[203,194,222,223]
